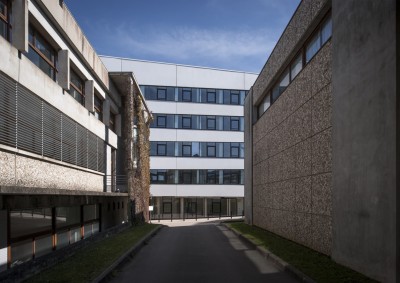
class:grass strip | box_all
[227,222,376,283]
[25,224,160,283]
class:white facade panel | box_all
[176,158,244,170]
[176,103,243,116]
[147,101,177,114]
[150,157,178,169]
[150,185,177,197]
[150,129,177,141]
[245,73,258,89]
[121,60,177,86]
[101,56,122,72]
[176,130,243,142]
[176,185,243,197]
[177,65,246,89]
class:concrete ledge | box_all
[0,186,128,197]
[92,225,163,283]
[222,223,315,283]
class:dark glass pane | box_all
[182,143,191,157]
[0,20,6,39]
[207,143,216,157]
[291,54,303,80]
[223,171,231,184]
[207,170,217,184]
[231,146,239,158]
[192,142,200,157]
[200,89,207,103]
[223,90,230,104]
[182,116,191,129]
[35,32,55,63]
[231,91,239,105]
[240,91,245,105]
[10,208,52,238]
[223,117,230,130]
[230,118,239,131]
[56,206,80,229]
[182,88,191,102]
[146,86,157,100]
[167,87,175,101]
[167,115,175,128]
[306,32,321,63]
[26,46,53,79]
[157,88,166,100]
[167,142,175,156]
[279,69,290,95]
[157,116,166,128]
[207,117,216,130]
[207,90,216,103]
[223,143,230,157]
[321,16,332,44]
[150,142,156,156]
[157,143,166,156]
[272,85,280,102]
[200,116,207,129]
[240,143,244,158]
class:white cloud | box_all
[110,25,275,69]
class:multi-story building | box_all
[245,0,397,282]
[101,57,257,220]
[0,0,150,273]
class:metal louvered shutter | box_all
[43,102,61,160]
[87,131,98,171]
[16,84,42,155]
[97,139,105,173]
[76,124,88,168]
[61,114,77,165]
[0,73,16,148]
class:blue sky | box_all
[64,0,299,73]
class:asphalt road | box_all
[109,221,299,283]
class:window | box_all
[179,170,195,184]
[94,94,103,121]
[207,116,216,130]
[182,143,192,157]
[0,0,10,41]
[306,32,321,63]
[27,26,57,80]
[68,69,85,105]
[231,143,240,158]
[207,90,216,103]
[290,53,303,80]
[258,94,271,117]
[207,170,218,184]
[321,16,332,45]
[157,115,166,128]
[157,88,166,100]
[207,143,216,157]
[182,88,192,102]
[230,91,240,105]
[230,117,239,131]
[182,116,191,129]
[109,112,116,132]
[157,143,167,156]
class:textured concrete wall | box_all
[252,0,330,106]
[331,0,397,281]
[252,41,332,255]
[244,89,253,224]
[0,150,103,192]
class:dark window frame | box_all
[109,112,116,132]
[230,144,240,158]
[207,90,216,103]
[0,0,11,41]
[157,88,166,100]
[94,94,103,121]
[182,116,191,129]
[182,88,192,102]
[157,115,167,128]
[157,143,167,156]
[230,91,240,105]
[230,118,240,131]
[206,116,216,130]
[28,25,58,81]
[182,143,192,157]
[68,68,85,106]
[207,143,216,157]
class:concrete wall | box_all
[331,0,397,281]
[0,150,103,192]
[252,42,332,255]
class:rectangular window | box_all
[321,16,332,45]
[306,31,321,63]
[182,88,192,102]
[230,117,240,131]
[182,143,192,157]
[258,93,271,117]
[290,53,303,80]
[68,69,85,106]
[27,26,57,80]
[207,170,218,184]
[94,94,103,121]
[179,170,194,184]
[0,0,10,40]
[157,143,167,156]
[207,116,216,130]
[230,91,240,105]
[207,90,216,103]
[231,143,240,158]
[157,115,166,128]
[182,116,191,129]
[207,143,216,157]
[157,88,166,100]
[109,112,116,132]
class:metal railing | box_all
[105,175,128,193]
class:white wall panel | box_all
[245,73,258,89]
[121,60,177,86]
[176,185,243,197]
[147,101,177,114]
[101,57,122,72]
[176,158,244,170]
[177,130,243,142]
[150,129,177,141]
[150,185,177,196]
[175,103,243,116]
[150,157,177,169]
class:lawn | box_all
[227,222,377,283]
[25,224,160,283]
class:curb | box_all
[92,225,163,283]
[221,223,315,283]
